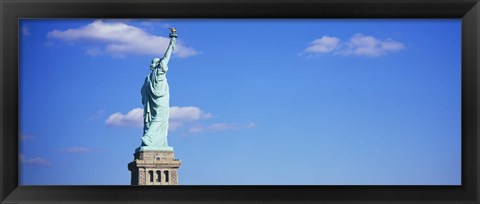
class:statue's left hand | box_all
[169,27,178,38]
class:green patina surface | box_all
[137,29,177,152]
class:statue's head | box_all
[150,58,161,70]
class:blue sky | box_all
[19,19,461,185]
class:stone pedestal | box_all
[128,150,181,185]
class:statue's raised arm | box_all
[161,28,177,67]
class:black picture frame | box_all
[1,0,479,203]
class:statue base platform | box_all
[128,150,181,185]
[135,146,173,152]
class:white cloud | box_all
[304,33,404,57]
[106,106,255,134]
[59,147,94,153]
[105,108,143,128]
[304,36,340,53]
[105,106,212,129]
[19,154,51,166]
[47,20,198,58]
[169,106,211,121]
[168,106,213,130]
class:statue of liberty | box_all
[137,28,177,152]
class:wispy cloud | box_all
[47,20,198,58]
[188,123,238,133]
[106,106,254,134]
[59,147,98,153]
[207,123,239,131]
[188,122,256,134]
[19,154,51,166]
[89,109,106,121]
[85,47,103,57]
[20,133,34,141]
[303,33,405,57]
[21,26,31,36]
[137,20,169,31]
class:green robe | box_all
[139,37,176,151]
